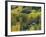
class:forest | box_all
[11,5,41,32]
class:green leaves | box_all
[11,6,41,31]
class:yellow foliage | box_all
[11,22,21,32]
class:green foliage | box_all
[11,6,41,31]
